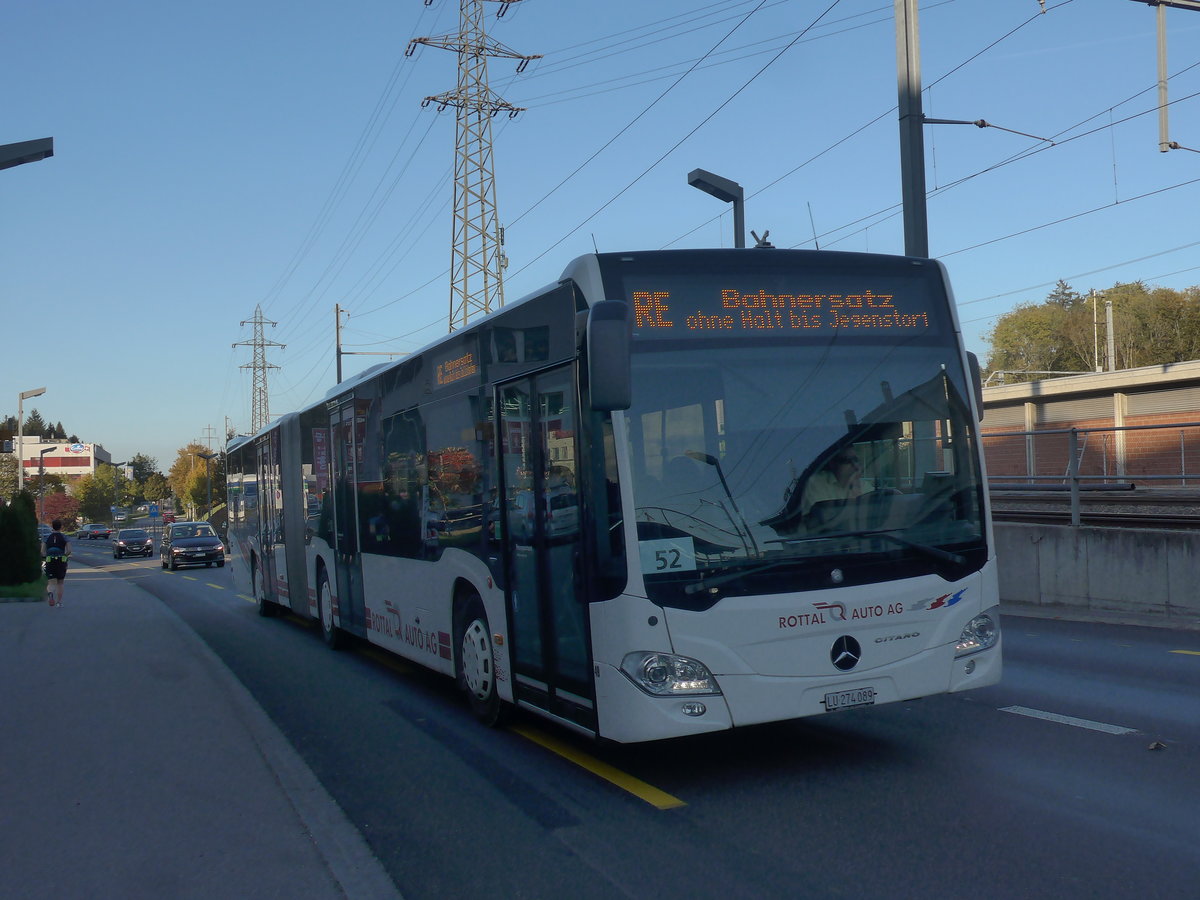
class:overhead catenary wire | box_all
[510,0,848,278]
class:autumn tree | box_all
[43,492,81,529]
[168,443,211,503]
[986,280,1200,380]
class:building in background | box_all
[981,360,1200,484]
[18,439,115,484]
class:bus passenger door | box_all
[331,401,366,633]
[499,366,594,730]
[255,438,278,604]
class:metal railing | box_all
[982,420,1200,525]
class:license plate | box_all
[823,687,876,711]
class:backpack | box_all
[45,531,68,558]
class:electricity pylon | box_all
[233,305,285,432]
[407,0,540,332]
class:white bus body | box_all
[228,249,1001,743]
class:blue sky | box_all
[3,0,1199,471]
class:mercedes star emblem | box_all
[831,635,861,671]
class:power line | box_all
[511,0,847,278]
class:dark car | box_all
[78,524,112,540]
[112,528,154,559]
[160,521,226,570]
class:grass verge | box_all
[0,575,50,601]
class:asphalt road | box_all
[73,538,1200,900]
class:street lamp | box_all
[38,447,55,523]
[195,452,218,520]
[111,461,128,527]
[687,168,745,249]
[16,386,46,493]
[0,138,54,172]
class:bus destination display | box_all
[629,284,941,339]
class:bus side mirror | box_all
[966,351,984,422]
[587,300,632,411]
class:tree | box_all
[0,490,41,585]
[184,466,210,518]
[74,464,134,522]
[985,280,1200,380]
[73,473,109,523]
[985,301,1078,376]
[43,492,80,529]
[167,443,212,506]
[22,408,48,438]
[0,454,17,501]
[1046,279,1083,308]
[143,472,169,503]
[129,453,158,483]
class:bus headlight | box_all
[955,612,999,657]
[620,651,721,696]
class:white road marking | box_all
[1000,705,1137,735]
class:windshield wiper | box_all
[770,528,966,566]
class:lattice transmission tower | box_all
[233,305,285,433]
[407,0,539,332]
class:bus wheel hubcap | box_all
[461,620,492,700]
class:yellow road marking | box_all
[510,724,686,810]
[183,576,198,581]
[1170,649,1200,656]
[237,594,255,603]
[206,583,224,590]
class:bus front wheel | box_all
[456,598,506,727]
[318,570,342,650]
[255,561,276,618]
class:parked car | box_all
[160,521,226,570]
[78,524,112,540]
[113,528,154,559]
[37,524,52,541]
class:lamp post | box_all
[16,386,46,493]
[195,452,218,520]
[687,168,745,249]
[111,461,127,527]
[37,447,55,523]
[0,138,54,171]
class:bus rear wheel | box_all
[455,597,506,727]
[318,570,342,650]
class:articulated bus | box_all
[226,248,1001,743]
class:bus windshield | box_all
[623,341,985,606]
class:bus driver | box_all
[800,449,873,527]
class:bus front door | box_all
[499,367,595,731]
[330,401,366,635]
